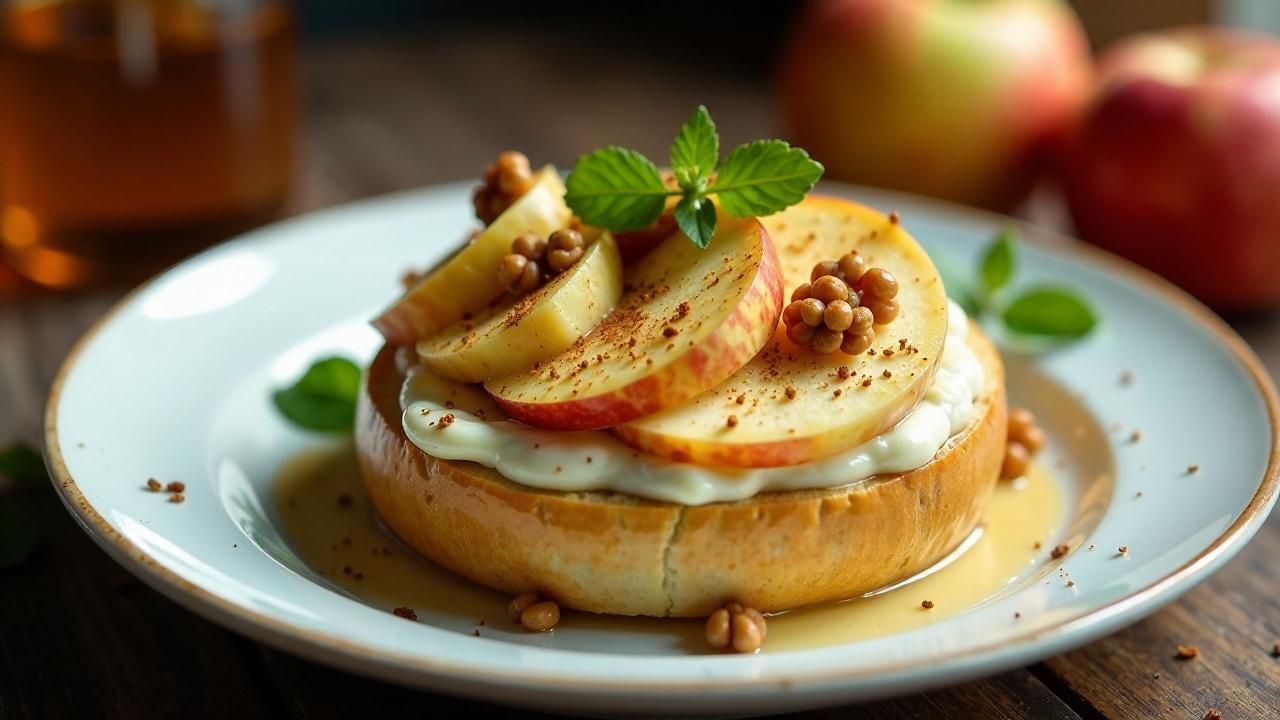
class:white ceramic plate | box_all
[45,182,1279,716]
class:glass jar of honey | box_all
[0,0,297,288]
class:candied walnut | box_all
[1001,407,1045,480]
[473,151,534,224]
[508,594,560,632]
[784,254,900,355]
[705,603,767,654]
[497,228,585,295]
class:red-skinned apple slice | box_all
[485,214,783,430]
[614,196,949,468]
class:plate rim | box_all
[41,182,1280,696]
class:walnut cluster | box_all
[782,252,900,355]
[1001,407,1046,479]
[473,151,535,225]
[497,228,585,295]
[705,602,767,654]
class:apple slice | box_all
[614,196,949,468]
[485,214,784,430]
[373,167,571,345]
[416,233,623,383]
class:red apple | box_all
[1060,28,1280,313]
[778,0,1090,210]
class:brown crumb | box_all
[1118,546,1129,556]
[888,211,900,224]
[1050,544,1069,560]
[882,369,892,379]
[921,600,934,609]
[833,389,842,397]
[861,378,872,388]
[1014,612,1022,619]
[145,478,161,492]
[1119,370,1135,386]
[726,415,739,428]
[785,386,798,400]
[1203,710,1222,720]
[735,394,746,405]
[168,493,185,504]
[165,481,185,493]
[1187,464,1200,475]
[472,629,481,637]
[1067,580,1076,588]
[437,413,456,430]
[1034,541,1043,550]
[1175,645,1199,660]
[837,366,851,379]
[337,494,353,508]
[1128,430,1143,444]
[392,606,418,621]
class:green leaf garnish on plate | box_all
[273,357,362,432]
[980,226,1017,295]
[565,105,824,249]
[941,226,1098,345]
[1002,286,1098,338]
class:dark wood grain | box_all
[1,28,1278,719]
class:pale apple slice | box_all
[416,233,623,383]
[485,214,784,430]
[614,196,949,468]
[373,167,571,345]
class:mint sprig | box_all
[565,105,824,248]
[945,226,1098,342]
[274,357,362,432]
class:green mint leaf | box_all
[0,497,38,569]
[674,195,717,249]
[565,147,669,231]
[0,442,47,491]
[711,140,824,218]
[1002,286,1098,338]
[980,226,1017,295]
[670,105,719,189]
[274,357,362,432]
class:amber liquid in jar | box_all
[0,0,296,288]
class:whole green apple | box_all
[778,0,1090,210]
[1060,28,1280,313]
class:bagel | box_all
[355,323,1005,617]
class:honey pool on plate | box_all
[274,444,1064,653]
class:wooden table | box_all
[3,31,1279,719]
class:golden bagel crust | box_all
[356,328,1006,617]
